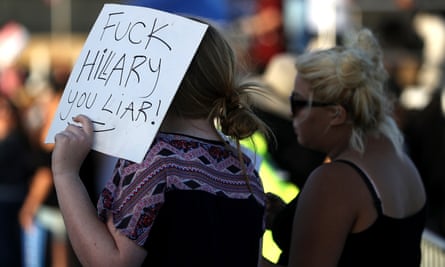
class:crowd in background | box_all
[0,0,445,266]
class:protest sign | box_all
[45,3,208,163]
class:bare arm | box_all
[51,115,146,267]
[19,167,53,230]
[287,164,362,267]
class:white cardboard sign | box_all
[45,3,208,163]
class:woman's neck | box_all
[160,115,221,141]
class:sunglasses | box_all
[290,94,336,117]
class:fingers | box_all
[54,129,74,143]
[52,114,95,177]
[56,115,93,139]
[54,114,94,149]
[54,125,80,143]
[72,115,94,135]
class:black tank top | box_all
[271,159,427,266]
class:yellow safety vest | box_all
[241,132,299,263]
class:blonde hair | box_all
[295,28,404,156]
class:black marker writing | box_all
[58,89,161,128]
[92,120,116,132]
[101,93,154,123]
[100,12,125,40]
[145,18,172,51]
[75,49,161,89]
[100,12,172,51]
[140,57,161,98]
[59,89,98,120]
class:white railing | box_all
[421,229,445,267]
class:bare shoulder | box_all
[304,161,368,195]
[297,161,375,216]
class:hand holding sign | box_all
[45,4,208,163]
[52,115,94,178]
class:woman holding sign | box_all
[51,17,271,267]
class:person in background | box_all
[0,93,35,267]
[248,53,326,263]
[250,53,326,190]
[261,28,427,267]
[403,87,445,237]
[50,18,271,267]
[241,0,286,73]
[19,62,97,267]
[19,63,71,267]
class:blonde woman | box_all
[263,28,426,267]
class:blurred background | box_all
[1,0,445,266]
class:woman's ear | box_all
[329,105,347,125]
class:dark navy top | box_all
[97,133,265,267]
